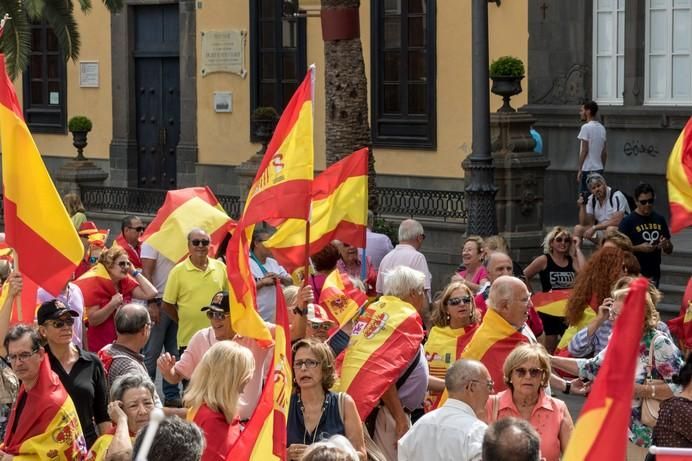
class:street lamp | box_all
[462,0,498,237]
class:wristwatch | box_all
[562,380,571,395]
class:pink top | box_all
[458,265,488,285]
[486,389,568,461]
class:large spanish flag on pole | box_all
[460,308,528,392]
[563,277,648,461]
[336,296,424,420]
[264,148,368,272]
[0,55,83,296]
[667,117,692,233]
[141,187,234,263]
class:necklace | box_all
[299,393,328,445]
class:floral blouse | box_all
[576,329,684,448]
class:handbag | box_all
[640,334,664,428]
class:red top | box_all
[114,234,142,269]
[192,404,242,461]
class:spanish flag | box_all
[2,354,87,459]
[141,187,234,263]
[460,308,528,392]
[0,55,83,296]
[667,117,692,233]
[318,268,369,330]
[667,276,692,351]
[563,277,648,461]
[0,271,40,324]
[337,296,424,420]
[531,290,571,317]
[227,281,292,460]
[264,148,368,272]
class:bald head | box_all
[115,303,150,335]
[445,359,488,393]
[488,276,531,329]
[487,252,513,282]
[482,417,541,461]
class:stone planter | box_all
[71,130,89,160]
[490,75,524,113]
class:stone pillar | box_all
[55,159,109,197]
[490,111,550,264]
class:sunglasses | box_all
[47,318,75,329]
[118,261,132,268]
[206,311,229,320]
[638,198,654,205]
[513,367,545,378]
[448,296,472,306]
[553,236,570,243]
[191,239,210,247]
[309,322,331,331]
[128,226,146,233]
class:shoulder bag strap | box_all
[647,333,659,380]
[338,392,345,424]
[396,349,422,390]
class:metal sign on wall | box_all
[201,29,247,78]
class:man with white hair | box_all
[398,359,491,461]
[376,219,431,304]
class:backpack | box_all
[588,188,635,215]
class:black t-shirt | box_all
[618,210,670,280]
[46,345,109,448]
[539,254,576,291]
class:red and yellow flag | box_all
[2,355,86,459]
[0,55,83,296]
[667,116,692,233]
[336,295,424,420]
[460,308,528,392]
[227,282,292,460]
[318,269,368,330]
[563,277,649,460]
[532,290,571,317]
[667,276,692,352]
[264,148,368,272]
[141,187,234,263]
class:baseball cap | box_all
[78,221,98,236]
[201,291,230,313]
[306,304,333,324]
[37,300,79,325]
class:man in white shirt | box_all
[363,210,394,270]
[576,100,607,194]
[574,173,629,244]
[398,359,491,461]
[249,229,292,322]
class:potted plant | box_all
[251,106,279,140]
[68,115,93,160]
[489,56,525,112]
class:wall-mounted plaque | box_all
[79,61,99,87]
[201,29,247,78]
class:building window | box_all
[645,0,692,104]
[250,0,307,138]
[371,0,436,148]
[22,22,67,133]
[593,0,624,105]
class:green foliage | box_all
[489,56,525,77]
[0,0,124,80]
[252,106,279,120]
[68,115,92,132]
[373,217,398,246]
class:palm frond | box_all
[76,0,93,14]
[0,2,32,79]
[42,0,80,61]
[101,0,123,13]
[23,0,46,21]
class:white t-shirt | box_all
[586,187,630,223]
[140,242,176,296]
[577,120,606,171]
[249,256,289,323]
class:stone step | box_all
[659,264,692,287]
[659,283,685,315]
[661,250,692,267]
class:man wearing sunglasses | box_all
[304,303,335,343]
[115,215,145,269]
[618,183,673,287]
[157,291,273,421]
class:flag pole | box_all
[302,220,311,288]
[12,250,22,322]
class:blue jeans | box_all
[143,309,180,402]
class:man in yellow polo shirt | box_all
[162,228,228,354]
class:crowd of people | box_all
[0,184,687,461]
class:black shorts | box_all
[538,311,567,336]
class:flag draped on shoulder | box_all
[531,290,571,317]
[318,269,369,330]
[73,263,118,309]
[0,55,83,296]
[264,148,368,271]
[667,276,692,352]
[667,117,692,233]
[141,187,234,263]
[563,277,649,461]
[337,296,424,420]
[460,308,527,392]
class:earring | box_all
[446,314,451,321]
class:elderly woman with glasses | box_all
[86,373,157,461]
[288,339,365,461]
[74,246,156,352]
[485,343,574,461]
[423,281,480,412]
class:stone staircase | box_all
[659,249,691,320]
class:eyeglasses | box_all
[46,318,75,329]
[128,226,146,233]
[117,261,131,268]
[7,349,39,363]
[309,322,331,331]
[448,296,472,306]
[293,359,321,369]
[191,239,210,247]
[553,236,570,243]
[206,311,229,321]
[638,198,654,205]
[470,379,495,392]
[513,367,545,378]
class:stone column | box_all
[491,111,550,264]
[55,159,109,197]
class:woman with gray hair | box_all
[86,373,156,461]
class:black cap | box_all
[200,291,230,313]
[37,300,79,325]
